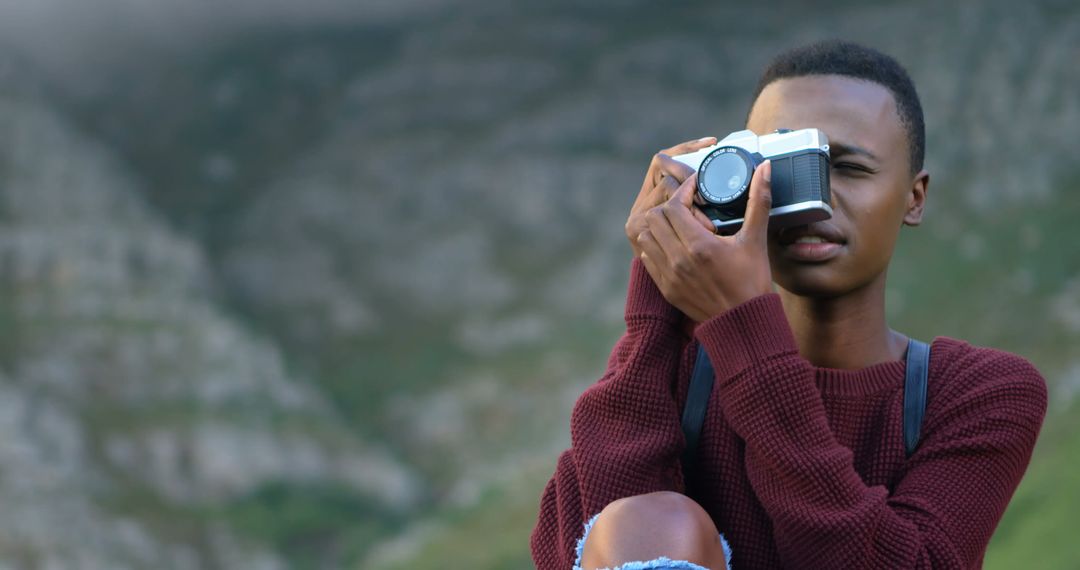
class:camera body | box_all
[672,128,832,234]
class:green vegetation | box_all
[101,479,406,569]
[371,468,551,570]
[224,482,408,569]
[986,400,1080,570]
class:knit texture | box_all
[531,259,1048,569]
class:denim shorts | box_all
[572,512,733,570]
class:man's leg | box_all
[579,491,731,569]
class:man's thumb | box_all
[742,160,773,242]
[677,173,698,207]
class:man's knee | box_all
[580,491,724,569]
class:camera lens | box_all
[698,147,757,205]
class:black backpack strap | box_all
[680,342,715,475]
[680,337,932,475]
[903,338,931,458]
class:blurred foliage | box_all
[223,482,407,569]
[986,397,1080,570]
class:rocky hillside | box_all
[0,53,417,568]
[0,0,1077,567]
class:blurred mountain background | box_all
[0,0,1077,568]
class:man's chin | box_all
[771,267,851,299]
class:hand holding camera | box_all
[635,155,776,323]
[628,128,832,320]
[626,137,720,259]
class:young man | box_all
[531,40,1048,569]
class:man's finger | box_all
[661,136,717,157]
[674,173,698,208]
[664,174,714,246]
[637,230,670,275]
[635,138,717,227]
[639,153,666,197]
[644,207,683,260]
[655,174,680,201]
[642,138,714,196]
[656,153,696,186]
[738,159,773,245]
[693,209,716,234]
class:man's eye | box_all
[834,163,871,174]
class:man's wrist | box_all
[626,257,684,324]
[693,292,799,381]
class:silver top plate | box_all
[673,128,830,171]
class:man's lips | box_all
[773,222,847,263]
[775,222,847,246]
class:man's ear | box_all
[902,170,930,226]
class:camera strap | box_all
[679,337,931,477]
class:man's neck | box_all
[777,274,908,370]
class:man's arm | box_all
[695,292,1048,569]
[531,258,691,569]
[531,136,728,568]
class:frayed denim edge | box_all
[572,512,733,570]
[572,513,602,569]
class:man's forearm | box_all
[532,259,692,568]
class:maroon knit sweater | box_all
[531,260,1048,569]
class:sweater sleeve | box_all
[693,292,1048,569]
[531,258,691,569]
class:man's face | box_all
[746,74,925,298]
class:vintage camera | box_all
[672,128,832,234]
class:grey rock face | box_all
[0,54,418,567]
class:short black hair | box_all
[749,40,925,174]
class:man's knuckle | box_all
[672,256,694,275]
